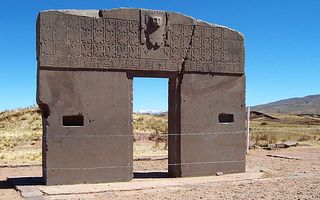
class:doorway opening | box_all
[132,77,169,178]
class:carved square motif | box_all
[182,36,191,49]
[221,50,232,62]
[55,42,70,55]
[142,60,153,70]
[105,19,116,30]
[152,60,166,70]
[41,13,55,27]
[70,42,81,56]
[94,18,105,31]
[55,15,67,28]
[171,24,181,33]
[213,39,222,51]
[171,35,182,48]
[81,28,92,42]
[70,56,80,67]
[232,53,241,63]
[93,44,105,57]
[68,15,79,29]
[54,27,68,41]
[68,27,80,42]
[129,21,138,31]
[105,30,116,45]
[129,46,140,59]
[81,42,92,57]
[171,48,181,61]
[222,40,232,51]
[129,31,139,46]
[193,26,202,37]
[222,29,233,39]
[40,41,54,55]
[90,58,99,67]
[129,60,140,70]
[81,17,93,42]
[202,27,212,38]
[213,27,222,39]
[81,17,92,30]
[40,55,54,66]
[94,30,104,43]
[41,27,53,41]
[55,56,70,66]
[201,49,212,62]
[192,36,201,49]
[202,37,212,49]
[213,50,221,61]
[80,57,91,66]
[117,30,128,45]
[117,20,129,31]
[105,46,116,58]
[129,21,139,46]
[117,46,129,58]
[191,48,201,61]
[183,25,193,35]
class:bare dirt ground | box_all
[1,146,320,200]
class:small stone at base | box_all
[216,172,223,176]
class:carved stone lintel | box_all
[38,9,245,74]
[140,10,146,45]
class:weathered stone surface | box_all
[38,70,132,185]
[36,8,246,185]
[168,74,246,177]
[37,8,244,74]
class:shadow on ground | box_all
[134,171,169,179]
[7,177,44,186]
[0,180,14,189]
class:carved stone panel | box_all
[37,9,244,74]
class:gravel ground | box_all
[0,146,320,200]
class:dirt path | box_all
[95,146,320,200]
[0,165,41,200]
[0,146,320,199]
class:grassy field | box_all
[250,112,320,146]
[0,106,319,164]
[0,107,168,164]
[0,107,42,163]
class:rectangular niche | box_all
[62,115,84,127]
[218,113,234,124]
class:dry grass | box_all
[250,113,320,146]
[1,106,319,164]
[132,113,168,134]
[0,107,168,164]
[0,106,42,164]
[133,141,167,158]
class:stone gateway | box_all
[36,8,246,185]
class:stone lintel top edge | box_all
[38,8,244,37]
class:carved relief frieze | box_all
[38,10,244,74]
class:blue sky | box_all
[0,0,319,112]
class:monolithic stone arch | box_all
[36,8,246,185]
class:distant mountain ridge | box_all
[252,94,320,114]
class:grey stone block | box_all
[36,8,246,184]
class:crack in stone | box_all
[179,24,196,80]
[171,24,196,177]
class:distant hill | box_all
[252,94,320,114]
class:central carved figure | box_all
[145,15,164,49]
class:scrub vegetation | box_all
[250,112,320,146]
[0,106,319,163]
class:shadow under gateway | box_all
[5,171,169,187]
